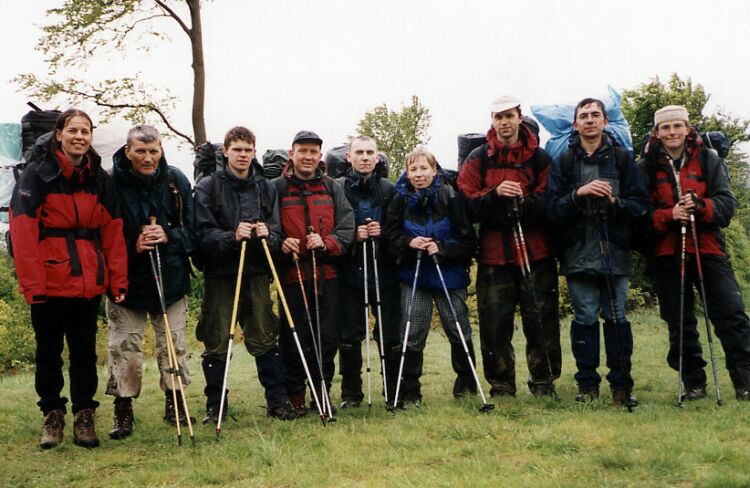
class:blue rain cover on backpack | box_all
[530,86,633,161]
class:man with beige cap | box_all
[639,104,750,402]
[458,96,561,399]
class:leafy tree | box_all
[356,95,431,179]
[14,0,206,146]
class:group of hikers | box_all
[8,95,750,450]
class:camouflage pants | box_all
[476,259,561,395]
[105,297,191,398]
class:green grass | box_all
[2,310,750,487]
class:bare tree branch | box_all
[154,0,191,36]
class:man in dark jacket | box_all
[334,135,401,407]
[195,126,298,422]
[547,98,648,406]
[273,130,354,415]
[458,96,561,399]
[106,125,196,439]
[639,105,750,401]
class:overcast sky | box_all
[2,0,750,177]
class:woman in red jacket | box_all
[10,109,128,449]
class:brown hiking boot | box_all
[108,399,134,440]
[612,389,639,407]
[288,391,308,417]
[73,408,100,448]
[164,390,196,426]
[40,409,65,449]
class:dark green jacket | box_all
[112,146,197,313]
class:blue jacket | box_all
[384,173,476,289]
[336,168,399,289]
[546,133,648,276]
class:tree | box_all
[14,0,205,147]
[356,95,431,179]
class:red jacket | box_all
[9,138,128,304]
[640,128,735,258]
[457,125,553,266]
[272,162,354,284]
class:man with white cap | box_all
[639,105,750,401]
[547,98,648,406]
[458,96,561,399]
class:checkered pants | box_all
[399,283,472,352]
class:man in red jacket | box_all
[457,96,561,399]
[639,105,750,401]
[272,130,354,415]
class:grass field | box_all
[1,309,749,487]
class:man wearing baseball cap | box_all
[272,130,354,415]
[547,98,648,406]
[457,96,561,399]
[639,105,750,401]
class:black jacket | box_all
[112,146,196,313]
[195,160,282,278]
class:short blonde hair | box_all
[405,148,437,170]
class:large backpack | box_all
[457,116,541,172]
[262,149,288,180]
[21,104,60,164]
[192,142,224,183]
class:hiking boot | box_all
[73,408,99,448]
[339,398,362,409]
[612,389,639,407]
[267,402,300,421]
[40,409,65,449]
[530,383,560,401]
[680,386,707,402]
[201,406,225,425]
[574,386,600,403]
[490,386,516,398]
[164,391,196,426]
[310,399,337,416]
[736,389,750,401]
[400,396,421,409]
[108,399,134,440]
[288,391,308,417]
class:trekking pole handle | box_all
[149,216,157,225]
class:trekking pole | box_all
[292,252,332,422]
[392,251,423,410]
[370,236,389,405]
[592,201,636,412]
[509,198,555,385]
[146,217,195,446]
[261,238,328,424]
[361,236,373,409]
[431,254,494,413]
[216,223,250,440]
[676,223,687,407]
[309,222,334,419]
[687,192,723,406]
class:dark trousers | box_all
[339,282,401,401]
[279,278,339,397]
[30,296,101,414]
[476,259,562,395]
[654,254,750,387]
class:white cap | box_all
[490,96,521,114]
[654,105,689,127]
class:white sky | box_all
[2,0,750,177]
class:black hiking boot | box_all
[574,386,600,403]
[40,409,65,449]
[490,384,516,398]
[530,382,560,400]
[202,405,226,425]
[164,390,195,426]
[451,341,478,398]
[108,398,134,440]
[288,391,308,417]
[339,398,362,409]
[612,389,639,407]
[680,386,707,402]
[73,408,99,448]
[267,402,300,420]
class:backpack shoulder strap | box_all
[165,168,184,228]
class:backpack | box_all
[262,149,288,180]
[21,103,60,164]
[324,144,389,179]
[192,142,224,183]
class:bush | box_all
[0,252,34,371]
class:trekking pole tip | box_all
[177,434,182,446]
[190,435,196,447]
[479,403,495,413]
